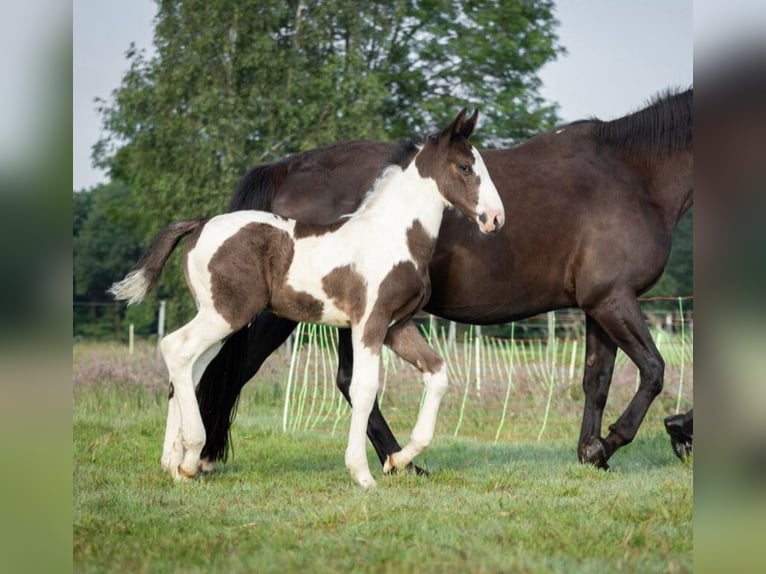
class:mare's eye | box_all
[457,163,473,175]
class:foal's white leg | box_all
[162,341,222,472]
[345,332,381,489]
[161,385,182,471]
[384,363,448,472]
[192,342,223,473]
[160,313,232,479]
[381,321,449,473]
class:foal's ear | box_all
[459,109,479,139]
[439,108,469,142]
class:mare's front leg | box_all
[577,315,618,469]
[580,290,665,468]
[345,329,383,489]
[381,321,448,473]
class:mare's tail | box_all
[108,220,205,304]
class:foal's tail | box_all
[109,219,205,304]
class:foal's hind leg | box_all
[380,321,448,473]
[162,343,222,473]
[160,312,233,479]
[580,291,665,468]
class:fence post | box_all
[674,297,687,414]
[128,323,134,355]
[475,324,482,392]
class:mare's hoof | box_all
[664,414,693,460]
[412,463,429,477]
[579,437,610,470]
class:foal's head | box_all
[416,109,505,233]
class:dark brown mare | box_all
[197,88,692,471]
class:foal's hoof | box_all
[383,455,428,476]
[579,437,610,470]
[177,465,198,480]
[383,455,396,475]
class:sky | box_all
[72,1,693,191]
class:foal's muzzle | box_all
[477,208,505,234]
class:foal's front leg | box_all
[381,321,448,473]
[345,329,382,489]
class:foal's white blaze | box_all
[472,148,505,234]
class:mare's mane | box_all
[593,87,693,160]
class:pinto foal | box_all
[110,109,504,488]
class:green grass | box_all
[74,343,692,573]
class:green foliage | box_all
[73,181,147,338]
[92,0,564,322]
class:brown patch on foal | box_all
[321,265,367,324]
[362,261,429,349]
[209,223,324,327]
[406,219,436,271]
[385,322,443,374]
[293,219,346,239]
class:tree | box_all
[73,182,152,338]
[93,0,564,328]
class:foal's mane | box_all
[346,138,423,218]
[594,87,693,160]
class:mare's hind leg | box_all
[380,321,448,473]
[580,291,665,468]
[577,315,618,468]
[198,313,298,467]
[160,312,233,479]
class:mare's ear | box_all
[459,109,478,139]
[438,108,468,142]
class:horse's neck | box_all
[351,165,446,236]
[649,150,693,230]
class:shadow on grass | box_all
[201,428,687,485]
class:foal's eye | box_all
[457,163,473,175]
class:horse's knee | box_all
[425,364,448,396]
[642,356,665,396]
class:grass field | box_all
[73,340,692,573]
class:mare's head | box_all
[416,109,504,233]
